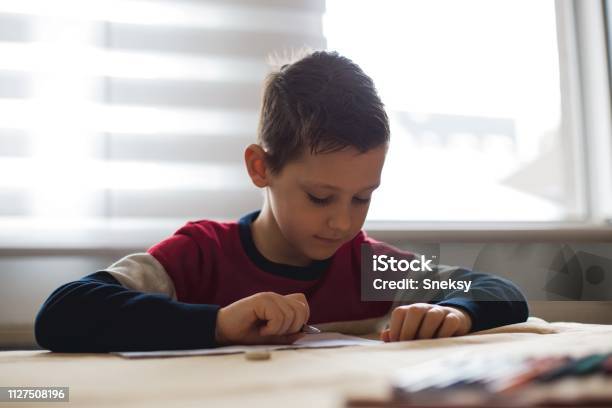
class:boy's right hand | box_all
[214,292,310,346]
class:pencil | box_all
[301,324,321,334]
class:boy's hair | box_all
[257,49,390,175]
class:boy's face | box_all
[265,144,387,262]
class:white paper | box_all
[113,332,382,359]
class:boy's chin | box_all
[305,244,342,261]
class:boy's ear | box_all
[244,144,270,188]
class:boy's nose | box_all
[328,210,351,234]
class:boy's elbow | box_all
[497,276,530,324]
[34,285,85,352]
[509,281,530,324]
[34,307,54,351]
[515,299,530,324]
[34,304,65,352]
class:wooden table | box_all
[1,318,611,407]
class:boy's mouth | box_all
[314,235,343,244]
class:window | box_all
[0,0,610,249]
[0,0,326,248]
[324,0,594,222]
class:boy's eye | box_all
[307,193,331,205]
[307,193,371,206]
[353,196,371,204]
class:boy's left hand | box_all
[380,303,472,342]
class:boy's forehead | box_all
[291,145,386,190]
[299,144,386,166]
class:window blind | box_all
[0,0,326,247]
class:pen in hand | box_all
[301,324,321,334]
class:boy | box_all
[35,51,528,352]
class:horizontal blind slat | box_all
[0,71,29,98]
[0,158,251,190]
[108,133,254,164]
[0,1,323,34]
[110,189,262,219]
[0,100,259,134]
[109,23,326,59]
[0,189,28,216]
[108,78,262,110]
[190,0,325,13]
[0,43,268,81]
[0,13,32,42]
[0,129,28,156]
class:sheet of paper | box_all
[113,332,382,359]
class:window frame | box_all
[365,0,612,233]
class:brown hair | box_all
[257,50,390,175]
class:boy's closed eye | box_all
[306,193,371,206]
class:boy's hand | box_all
[380,303,472,342]
[215,292,310,346]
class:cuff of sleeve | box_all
[114,295,223,351]
[436,298,483,333]
[168,302,221,349]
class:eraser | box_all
[245,350,271,361]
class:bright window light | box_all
[324,0,573,222]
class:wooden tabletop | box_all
[1,318,611,407]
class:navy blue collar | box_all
[238,210,332,281]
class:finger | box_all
[399,307,427,341]
[285,298,308,334]
[380,329,390,342]
[416,308,448,339]
[389,307,406,342]
[268,295,296,335]
[435,314,461,338]
[257,297,286,337]
[284,293,310,322]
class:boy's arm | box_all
[432,265,529,332]
[391,263,529,333]
[34,270,220,352]
[35,227,223,352]
[34,247,221,353]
